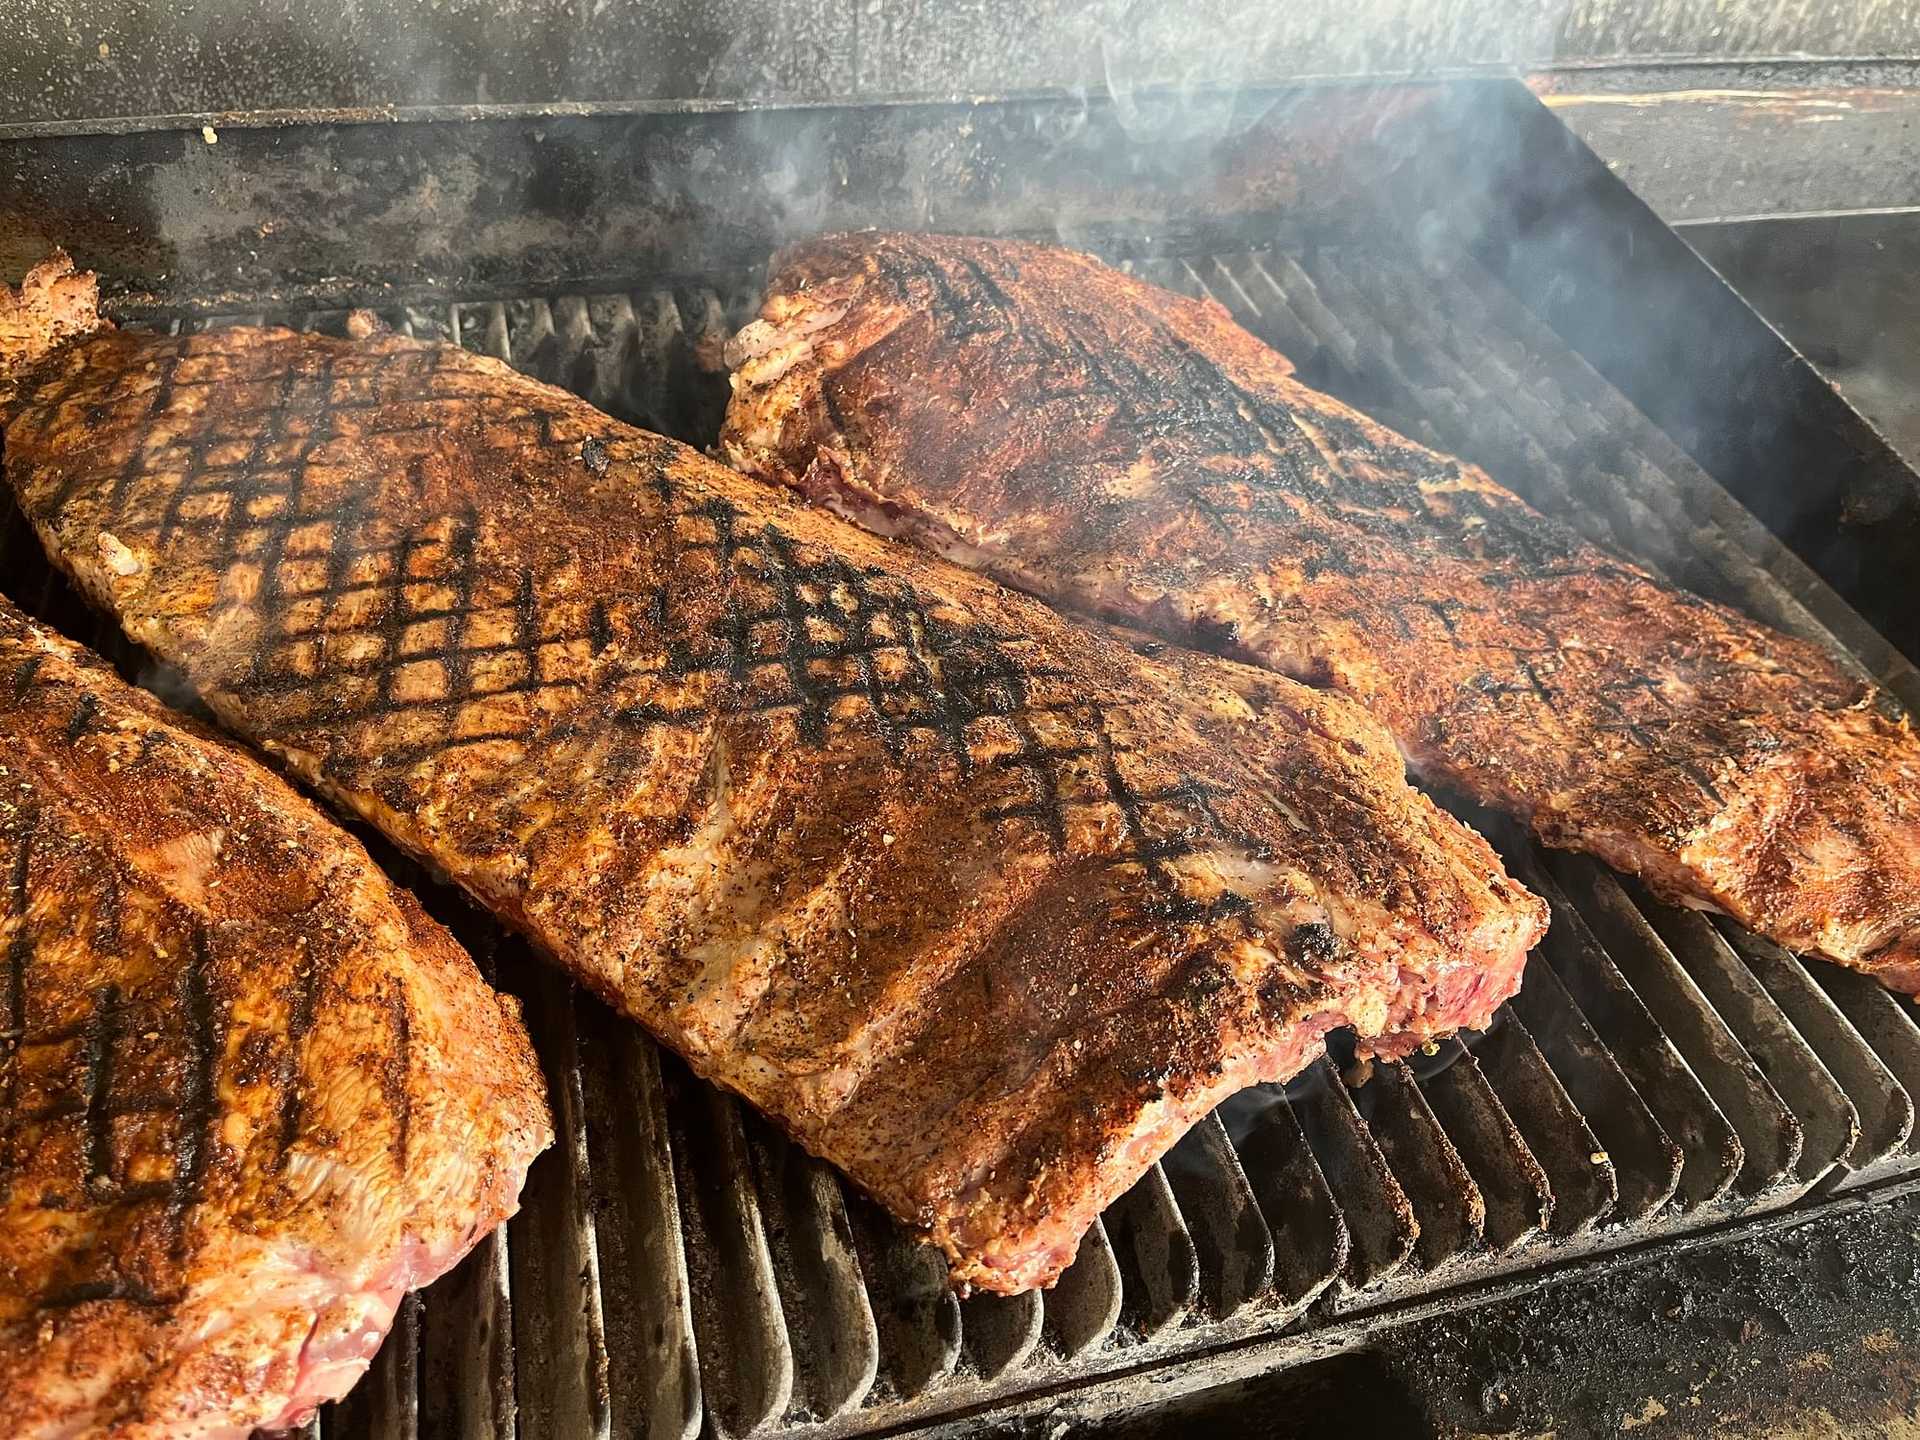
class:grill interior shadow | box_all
[1046,1351,1428,1439]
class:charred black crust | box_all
[277,955,320,1162]
[171,930,219,1222]
[1286,921,1341,965]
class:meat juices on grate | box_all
[720,231,1920,996]
[0,597,549,1440]
[2,255,1544,1294]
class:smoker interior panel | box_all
[5,215,1920,1440]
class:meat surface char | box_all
[0,595,549,1440]
[720,231,1920,995]
[2,257,1544,1293]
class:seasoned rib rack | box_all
[0,597,549,1439]
[2,275,1545,1296]
[720,230,1920,994]
[4,214,1919,1438]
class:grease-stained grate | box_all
[5,221,1920,1440]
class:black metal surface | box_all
[1682,210,1920,466]
[4,0,1916,131]
[1027,1183,1920,1437]
[1386,81,1920,667]
[1373,1182,1920,1438]
[0,95,1302,307]
[1537,60,1920,225]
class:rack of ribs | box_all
[720,231,1920,995]
[2,255,1543,1293]
[0,595,549,1439]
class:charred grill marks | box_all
[172,929,219,1220]
[82,330,1281,896]
[385,980,411,1168]
[312,487,375,639]
[1,818,34,1185]
[727,231,1920,990]
[436,511,483,711]
[62,692,97,742]
[628,488,1069,776]
[0,574,550,1428]
[372,527,429,715]
[211,362,304,560]
[278,955,319,1161]
[1474,655,1559,712]
[10,656,42,700]
[759,529,855,746]
[511,568,542,710]
[0,825,191,1204]
[79,983,122,1190]
[7,307,1551,1296]
[38,333,1152,821]
[916,248,1771,820]
[240,356,335,657]
[989,713,1086,850]
[1091,725,1237,921]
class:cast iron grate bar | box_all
[1347,1058,1482,1270]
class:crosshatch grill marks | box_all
[978,699,1250,906]
[216,496,562,773]
[1093,728,1256,922]
[55,329,1272,898]
[25,357,126,521]
[989,712,1087,850]
[623,490,1063,770]
[162,361,303,550]
[0,828,217,1212]
[845,246,1816,817]
[0,596,549,1413]
[1,817,35,1185]
[1457,641,1751,809]
[438,516,482,717]
[237,356,338,649]
[642,495,1250,882]
[29,331,1271,913]
[371,526,430,716]
[100,343,189,518]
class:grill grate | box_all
[6,219,1920,1440]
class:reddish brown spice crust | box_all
[721,231,1920,995]
[0,597,549,1439]
[3,270,1541,1293]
